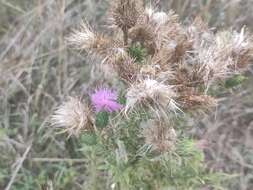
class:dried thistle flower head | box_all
[125,79,180,113]
[51,97,92,137]
[66,21,125,63]
[177,95,217,112]
[113,55,139,83]
[185,24,253,88]
[129,10,179,55]
[66,21,97,50]
[129,23,156,54]
[151,12,191,64]
[196,46,233,84]
[193,28,253,86]
[141,120,177,153]
[109,0,143,30]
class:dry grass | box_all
[0,0,252,189]
[0,1,107,189]
[186,75,253,190]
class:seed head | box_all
[191,27,253,86]
[125,79,180,113]
[113,55,139,83]
[177,95,217,112]
[66,21,122,62]
[66,21,96,50]
[109,0,143,30]
[51,97,92,137]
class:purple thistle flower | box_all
[90,88,122,113]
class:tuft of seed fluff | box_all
[67,21,128,65]
[191,27,253,86]
[125,79,180,113]
[66,21,113,58]
[51,97,91,137]
[66,21,96,50]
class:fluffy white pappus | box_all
[151,11,168,25]
[144,6,155,18]
[51,97,91,137]
[145,7,174,26]
[196,28,252,85]
[66,21,96,50]
[197,46,234,84]
[125,79,180,114]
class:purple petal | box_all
[90,88,123,113]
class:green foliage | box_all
[225,75,247,88]
[0,128,5,140]
[95,111,109,129]
[76,110,226,190]
[117,92,127,105]
[127,45,147,63]
[80,132,97,146]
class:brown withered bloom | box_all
[141,120,177,153]
[66,21,125,64]
[113,55,140,84]
[51,97,92,137]
[109,0,144,44]
[66,21,103,52]
[128,8,157,54]
[185,24,253,87]
[110,0,143,29]
[125,79,180,114]
[177,95,217,112]
[139,10,192,70]
[129,23,156,54]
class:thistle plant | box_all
[51,0,253,189]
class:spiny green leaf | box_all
[95,111,109,129]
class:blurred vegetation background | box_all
[0,0,252,189]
